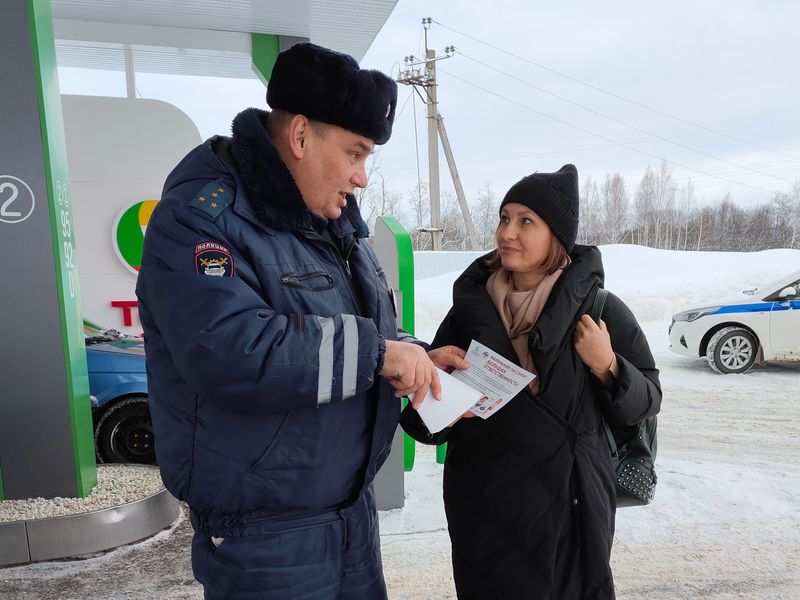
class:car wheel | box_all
[706,326,758,374]
[94,396,155,464]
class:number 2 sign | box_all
[0,175,35,224]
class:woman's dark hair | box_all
[484,232,569,275]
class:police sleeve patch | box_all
[195,241,235,277]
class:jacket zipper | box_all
[302,232,364,315]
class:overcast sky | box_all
[362,0,800,208]
[58,0,800,208]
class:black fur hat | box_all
[499,164,580,252]
[266,42,398,145]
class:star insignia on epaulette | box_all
[189,180,233,220]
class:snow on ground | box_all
[383,245,800,599]
[1,245,799,599]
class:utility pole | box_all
[397,17,480,251]
[425,46,441,250]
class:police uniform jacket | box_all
[136,108,404,536]
[401,245,662,599]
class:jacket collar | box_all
[455,246,604,376]
[228,107,368,238]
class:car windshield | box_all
[753,269,800,297]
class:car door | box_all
[768,277,800,358]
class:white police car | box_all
[668,269,800,373]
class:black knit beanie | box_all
[499,164,580,252]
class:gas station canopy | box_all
[52,0,398,77]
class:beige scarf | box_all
[485,265,566,393]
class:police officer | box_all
[136,42,467,599]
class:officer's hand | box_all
[427,345,470,374]
[380,340,441,407]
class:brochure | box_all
[411,340,536,433]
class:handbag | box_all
[589,287,658,508]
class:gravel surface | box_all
[0,465,165,523]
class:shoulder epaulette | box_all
[189,180,233,220]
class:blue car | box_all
[84,321,153,464]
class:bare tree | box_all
[470,183,500,250]
[403,182,432,250]
[675,179,695,251]
[578,176,602,245]
[651,161,677,249]
[772,179,800,248]
[363,160,800,253]
[358,171,402,233]
[634,166,656,246]
[602,173,628,244]
[440,191,469,250]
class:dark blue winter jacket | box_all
[136,108,405,535]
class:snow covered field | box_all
[1,245,799,599]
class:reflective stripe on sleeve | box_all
[341,314,359,399]
[316,317,335,405]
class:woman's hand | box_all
[447,408,478,428]
[574,314,617,384]
[427,345,470,373]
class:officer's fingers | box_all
[397,380,420,400]
[413,385,429,409]
[409,387,424,407]
[410,378,430,408]
[413,359,431,401]
[430,365,442,400]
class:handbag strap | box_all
[589,287,608,323]
[587,287,618,457]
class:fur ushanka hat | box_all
[267,42,398,145]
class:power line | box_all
[432,18,800,162]
[457,50,796,185]
[439,68,777,195]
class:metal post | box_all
[425,49,441,250]
[124,45,135,98]
[0,0,96,500]
[436,114,481,250]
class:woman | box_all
[401,164,661,599]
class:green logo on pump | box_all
[113,199,158,274]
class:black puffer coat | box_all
[401,245,661,599]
